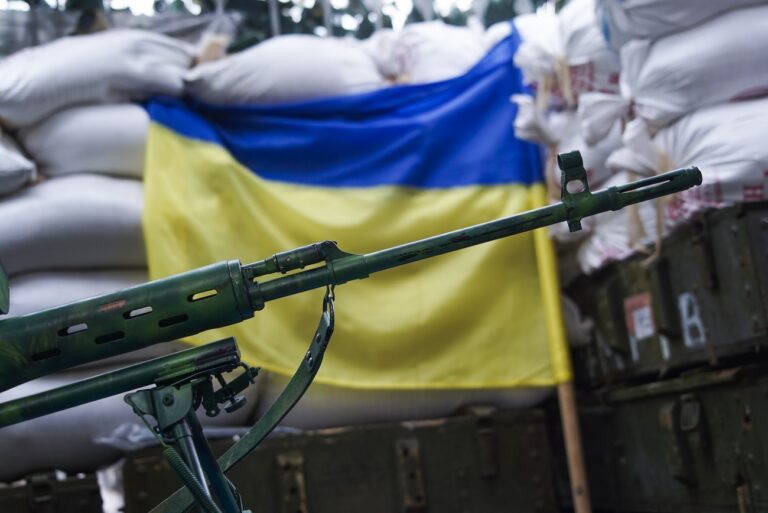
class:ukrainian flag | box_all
[143,28,571,389]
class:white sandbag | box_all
[547,110,621,189]
[390,21,485,84]
[619,6,768,128]
[510,94,560,146]
[0,363,259,481]
[576,91,630,146]
[0,132,36,196]
[0,29,193,128]
[511,98,620,187]
[8,269,148,316]
[558,0,620,98]
[184,35,385,105]
[512,1,619,107]
[483,20,512,51]
[608,98,768,222]
[256,372,550,430]
[0,175,145,276]
[575,94,768,273]
[597,0,765,49]
[19,104,149,179]
[360,29,401,82]
[512,11,561,88]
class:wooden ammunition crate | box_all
[123,408,559,513]
[569,202,768,387]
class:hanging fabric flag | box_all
[143,28,570,389]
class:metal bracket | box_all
[210,366,260,416]
[396,437,427,513]
[28,472,56,513]
[277,451,308,513]
[691,217,720,291]
[469,405,500,479]
[127,382,195,432]
[559,151,592,233]
[658,394,708,487]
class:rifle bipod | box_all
[125,362,257,513]
[127,285,336,513]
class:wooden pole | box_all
[531,185,593,513]
[558,381,592,513]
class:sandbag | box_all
[510,94,560,146]
[8,269,148,317]
[184,35,385,105]
[0,174,145,276]
[511,11,561,90]
[19,104,149,179]
[511,96,620,188]
[0,132,35,196]
[597,0,765,49]
[558,0,620,98]
[512,0,619,108]
[546,110,621,189]
[360,29,401,82]
[619,6,768,128]
[483,19,513,51]
[0,29,193,127]
[607,97,768,223]
[390,21,485,84]
[0,363,259,481]
[578,97,768,273]
[256,372,551,430]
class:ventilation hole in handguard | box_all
[31,348,62,361]
[58,323,88,337]
[124,306,153,319]
[188,290,218,302]
[95,331,125,345]
[158,314,189,328]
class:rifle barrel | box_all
[0,165,701,393]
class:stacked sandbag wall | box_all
[576,2,768,273]
[510,1,768,274]
[0,29,259,482]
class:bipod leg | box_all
[185,411,242,513]
[168,416,211,504]
[126,383,224,513]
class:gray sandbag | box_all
[0,174,145,276]
[0,132,35,196]
[19,104,148,179]
[0,29,193,128]
[256,372,551,430]
[184,35,384,105]
[8,269,147,316]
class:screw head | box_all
[162,394,174,406]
